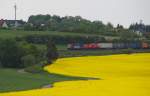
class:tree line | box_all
[24,14,130,36]
[0,39,58,70]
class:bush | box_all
[23,34,106,45]
[21,54,36,67]
[24,62,47,73]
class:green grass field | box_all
[0,68,90,93]
[0,29,119,39]
[0,30,96,39]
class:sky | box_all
[0,0,150,27]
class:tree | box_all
[0,39,51,68]
[92,21,105,33]
[0,39,23,68]
[46,40,58,64]
[117,24,124,29]
[107,22,113,29]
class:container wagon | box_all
[67,42,150,50]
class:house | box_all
[130,23,150,37]
[0,19,26,28]
[134,31,143,36]
[0,19,8,28]
[5,20,26,27]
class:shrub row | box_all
[17,34,106,45]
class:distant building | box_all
[0,19,8,28]
[129,23,150,37]
[134,31,143,36]
[5,20,26,27]
[0,19,26,28]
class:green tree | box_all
[46,40,58,64]
[0,39,23,68]
[0,39,52,68]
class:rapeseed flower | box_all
[0,53,150,96]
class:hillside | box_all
[0,29,119,39]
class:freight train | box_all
[67,42,150,50]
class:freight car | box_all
[67,42,150,50]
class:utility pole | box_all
[14,4,17,20]
[14,3,17,27]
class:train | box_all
[67,42,150,50]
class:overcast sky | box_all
[0,0,150,27]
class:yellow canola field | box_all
[1,53,150,96]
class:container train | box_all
[67,42,150,50]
